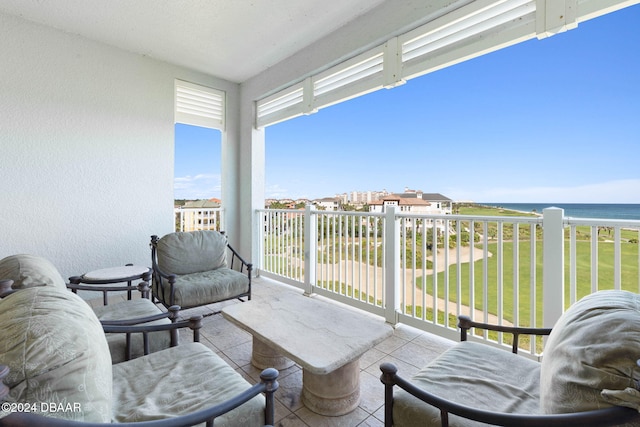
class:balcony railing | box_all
[175,207,224,232]
[257,206,640,357]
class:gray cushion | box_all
[156,231,228,275]
[0,287,112,422]
[112,342,265,426]
[166,268,250,309]
[0,254,66,290]
[394,341,541,427]
[540,290,640,414]
[93,298,171,363]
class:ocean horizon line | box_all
[478,202,640,221]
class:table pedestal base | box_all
[251,337,295,370]
[301,359,360,416]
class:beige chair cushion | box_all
[166,268,250,310]
[93,298,171,364]
[112,342,265,426]
[0,287,112,422]
[156,230,228,275]
[540,290,640,414]
[393,341,541,427]
[0,254,66,290]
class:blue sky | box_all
[175,4,640,203]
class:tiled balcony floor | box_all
[174,276,456,427]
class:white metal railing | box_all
[314,210,387,317]
[259,208,306,283]
[394,213,543,350]
[565,217,640,302]
[256,206,640,355]
[175,207,224,232]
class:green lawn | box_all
[418,239,640,328]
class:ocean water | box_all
[479,203,640,220]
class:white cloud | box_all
[174,174,221,199]
[448,179,640,203]
[264,184,292,199]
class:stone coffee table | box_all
[222,292,393,416]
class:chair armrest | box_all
[149,264,175,281]
[103,311,203,353]
[0,364,279,427]
[227,243,253,274]
[458,315,553,354]
[379,362,640,427]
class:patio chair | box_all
[380,290,640,427]
[150,230,252,315]
[0,286,278,426]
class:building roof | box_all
[370,196,432,206]
[182,199,221,209]
[397,192,452,202]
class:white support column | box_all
[231,89,266,272]
[220,84,241,249]
[384,206,400,325]
[304,205,317,296]
[543,207,565,328]
[248,126,266,272]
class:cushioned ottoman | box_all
[93,298,172,364]
[112,342,264,425]
[0,286,266,425]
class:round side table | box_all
[69,264,151,304]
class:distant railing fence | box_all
[257,206,640,356]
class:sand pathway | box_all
[316,245,508,324]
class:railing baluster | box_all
[482,221,489,339]
[614,226,621,290]
[497,221,503,344]
[569,225,577,304]
[431,218,438,324]
[591,225,598,293]
[529,224,536,355]
[456,220,462,318]
[443,219,450,327]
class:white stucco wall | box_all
[0,12,238,280]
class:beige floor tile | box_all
[177,277,456,426]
